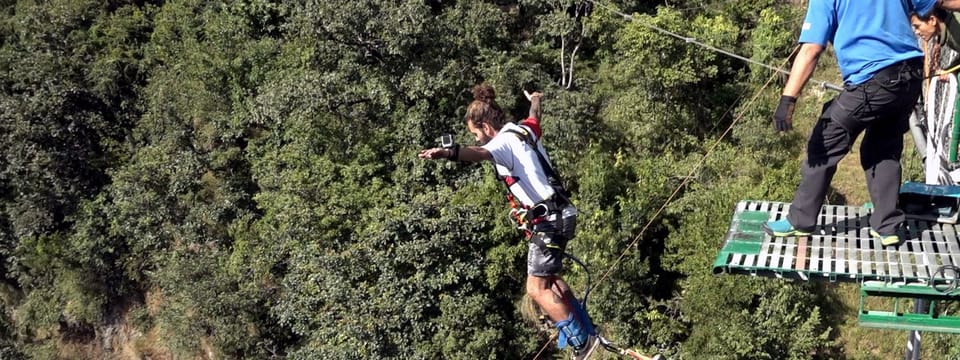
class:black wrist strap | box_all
[446,144,460,161]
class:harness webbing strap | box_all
[494,125,572,231]
[503,127,565,186]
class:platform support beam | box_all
[904,298,926,360]
[859,283,960,333]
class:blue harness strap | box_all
[556,313,588,350]
[554,293,596,350]
[568,295,596,336]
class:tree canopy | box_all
[0,0,935,359]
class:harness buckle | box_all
[509,208,529,230]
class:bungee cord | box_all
[532,52,793,360]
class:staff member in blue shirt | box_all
[764,0,960,247]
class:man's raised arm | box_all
[524,90,543,120]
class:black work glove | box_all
[773,95,797,132]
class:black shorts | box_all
[527,208,577,276]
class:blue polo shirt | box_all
[799,0,936,85]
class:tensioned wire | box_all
[589,0,841,92]
[530,1,805,357]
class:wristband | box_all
[446,144,460,161]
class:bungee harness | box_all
[490,123,659,359]
[496,126,573,239]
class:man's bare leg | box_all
[550,278,577,305]
[526,274,571,322]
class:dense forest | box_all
[1,0,957,359]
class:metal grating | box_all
[713,200,960,284]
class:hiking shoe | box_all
[571,334,600,360]
[870,228,903,247]
[762,219,812,237]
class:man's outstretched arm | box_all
[418,146,492,163]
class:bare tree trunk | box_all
[560,37,568,87]
[567,41,579,89]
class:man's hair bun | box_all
[472,83,496,103]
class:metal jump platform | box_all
[712,200,960,283]
[712,199,960,333]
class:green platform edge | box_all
[712,200,960,333]
[711,209,767,272]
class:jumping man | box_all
[419,84,600,359]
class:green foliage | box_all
[154,248,289,359]
[658,144,835,358]
[598,6,745,155]
[0,309,22,359]
[749,6,803,83]
[680,276,834,359]
[0,0,891,359]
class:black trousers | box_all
[787,58,923,235]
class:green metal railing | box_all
[859,282,960,333]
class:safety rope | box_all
[565,252,593,308]
[530,252,663,359]
[566,253,660,359]
[933,264,960,294]
[929,63,960,79]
